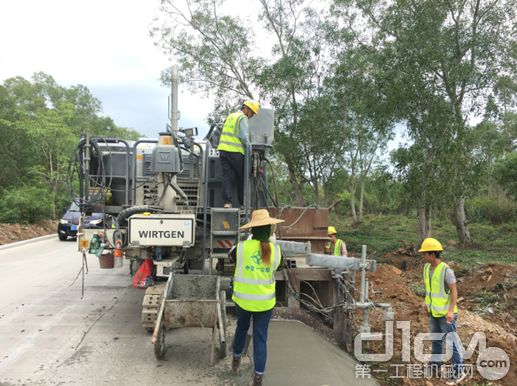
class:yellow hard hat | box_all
[244,100,260,115]
[328,226,337,235]
[418,238,443,252]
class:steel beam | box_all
[306,254,376,272]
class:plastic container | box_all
[105,190,113,206]
[98,252,114,269]
[114,250,124,268]
[89,234,99,254]
[114,241,123,268]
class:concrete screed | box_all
[0,236,378,386]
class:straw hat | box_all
[239,209,285,230]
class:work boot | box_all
[231,354,241,373]
[251,372,263,386]
[446,370,466,385]
[224,203,232,208]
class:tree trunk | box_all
[358,180,364,223]
[314,178,320,206]
[453,197,472,244]
[487,162,492,197]
[288,168,305,207]
[350,176,357,223]
[52,194,56,218]
[417,196,432,245]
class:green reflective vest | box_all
[328,239,345,256]
[218,111,246,155]
[232,240,281,312]
[424,262,458,317]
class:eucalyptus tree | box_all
[290,92,346,206]
[152,0,344,206]
[491,77,517,152]
[473,77,517,197]
[257,0,342,206]
[151,0,262,119]
[324,44,395,225]
[494,76,517,117]
[334,0,517,244]
[472,121,510,196]
[493,152,517,201]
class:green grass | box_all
[471,290,500,306]
[410,283,426,297]
[453,267,470,277]
[335,214,517,267]
[445,250,516,268]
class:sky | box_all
[0,0,407,151]
[0,0,212,139]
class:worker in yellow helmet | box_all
[327,226,347,257]
[419,238,465,385]
[217,100,260,209]
[228,209,285,386]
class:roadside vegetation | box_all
[0,73,144,224]
[330,212,517,268]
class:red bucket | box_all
[98,252,114,269]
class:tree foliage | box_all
[493,153,517,201]
[334,0,517,243]
[0,73,143,221]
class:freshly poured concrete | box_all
[264,321,378,385]
[0,238,378,386]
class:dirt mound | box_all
[457,262,517,336]
[354,250,517,386]
[366,264,423,309]
[458,262,517,295]
[0,219,58,246]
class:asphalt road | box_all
[0,236,377,386]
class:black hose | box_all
[116,205,150,225]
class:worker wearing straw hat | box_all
[229,209,284,386]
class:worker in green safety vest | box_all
[217,100,260,209]
[327,226,347,256]
[229,209,285,386]
[419,238,465,386]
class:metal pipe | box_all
[306,254,376,271]
[359,245,371,333]
[202,141,210,275]
[244,142,251,239]
[361,308,369,332]
[360,245,366,303]
[78,136,85,206]
[354,302,375,308]
[84,130,90,207]
[349,269,356,300]
[170,67,179,132]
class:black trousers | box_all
[219,150,244,206]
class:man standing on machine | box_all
[217,100,260,209]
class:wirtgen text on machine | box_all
[138,230,185,238]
